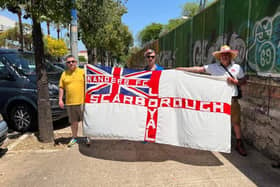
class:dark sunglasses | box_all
[146,56,155,59]
[66,60,76,64]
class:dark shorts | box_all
[66,104,84,123]
[231,99,241,124]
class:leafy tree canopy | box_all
[0,0,72,26]
[138,23,163,47]
[44,36,68,58]
[166,18,186,31]
[77,0,132,60]
[159,18,186,37]
[78,55,87,63]
[181,2,200,18]
[0,23,32,49]
[181,0,216,18]
[0,0,74,142]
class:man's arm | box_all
[59,88,64,109]
[227,76,247,86]
[176,66,206,73]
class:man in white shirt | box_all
[176,45,247,156]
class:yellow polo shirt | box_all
[59,68,85,105]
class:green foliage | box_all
[160,18,186,36]
[104,24,133,57]
[78,55,87,62]
[0,0,72,25]
[166,19,186,30]
[78,0,133,58]
[138,23,163,46]
[0,23,32,49]
[118,46,139,65]
[44,36,68,57]
[181,2,200,18]
[129,46,141,54]
[77,0,105,48]
[0,0,72,51]
[126,46,141,67]
[0,0,73,141]
[181,1,216,18]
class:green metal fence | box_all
[132,0,280,77]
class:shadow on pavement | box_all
[0,148,8,158]
[54,137,89,146]
[54,137,71,145]
[78,139,223,166]
[221,142,280,187]
[7,131,23,139]
[53,117,69,130]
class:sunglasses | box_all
[66,60,76,64]
[146,56,155,59]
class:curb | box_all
[7,133,32,151]
[8,149,61,154]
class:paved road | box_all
[0,128,280,187]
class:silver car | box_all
[0,113,8,146]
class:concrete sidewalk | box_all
[0,128,280,187]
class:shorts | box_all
[66,104,84,123]
[231,99,241,124]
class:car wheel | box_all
[9,104,37,132]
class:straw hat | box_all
[212,45,238,60]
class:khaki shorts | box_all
[66,104,84,123]
[231,99,241,124]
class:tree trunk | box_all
[105,51,109,66]
[87,48,98,65]
[93,47,97,64]
[47,22,50,36]
[87,48,94,65]
[100,48,105,66]
[108,52,112,67]
[57,24,60,39]
[32,13,54,143]
[17,11,24,51]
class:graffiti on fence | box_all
[192,33,246,66]
[247,11,280,76]
[158,49,177,69]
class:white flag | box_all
[84,65,233,153]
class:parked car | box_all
[0,48,67,132]
[55,62,85,70]
[0,113,8,146]
[79,63,86,68]
[53,62,66,70]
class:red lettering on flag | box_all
[85,65,231,143]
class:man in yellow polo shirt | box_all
[59,55,86,147]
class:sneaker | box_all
[235,139,247,156]
[86,137,90,146]
[67,138,77,147]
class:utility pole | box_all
[203,0,207,9]
[200,0,207,11]
[70,0,78,62]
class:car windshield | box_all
[4,53,63,75]
[5,53,36,75]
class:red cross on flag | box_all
[83,64,233,153]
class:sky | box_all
[122,0,197,45]
[0,0,199,50]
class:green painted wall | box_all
[134,0,280,77]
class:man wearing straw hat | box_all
[176,45,247,156]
